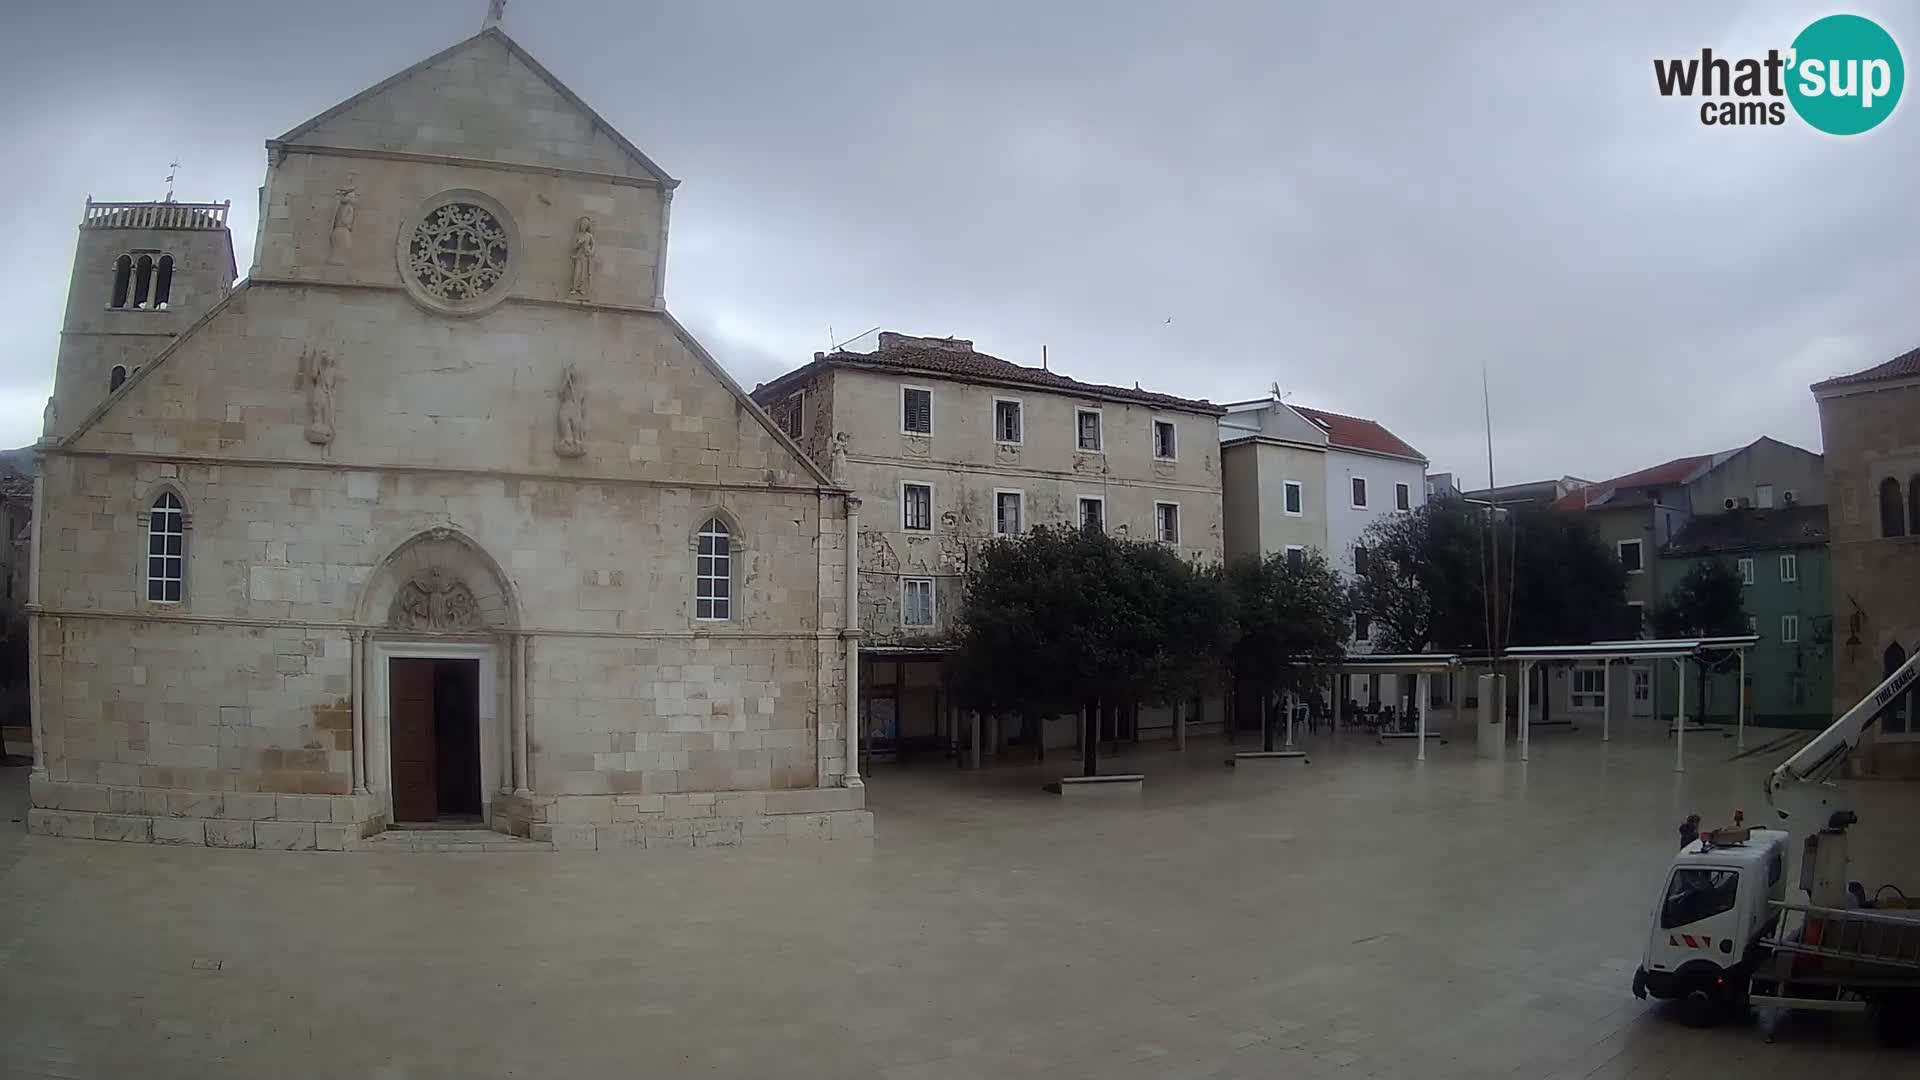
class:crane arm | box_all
[1768,647,1920,812]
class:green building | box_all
[1658,505,1831,729]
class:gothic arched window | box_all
[154,254,175,309]
[147,492,185,602]
[695,517,732,621]
[1879,477,1906,539]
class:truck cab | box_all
[1634,828,1790,1022]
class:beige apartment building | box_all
[753,333,1226,758]
[27,19,868,850]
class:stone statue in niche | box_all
[830,432,850,483]
[299,346,337,445]
[555,365,586,458]
[41,397,57,439]
[569,216,595,298]
[327,188,356,264]
[389,570,481,632]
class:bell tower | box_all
[45,197,237,440]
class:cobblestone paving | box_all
[1,721,1914,1078]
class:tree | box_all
[950,526,1232,776]
[1356,500,1632,653]
[1225,549,1350,751]
[1651,559,1749,719]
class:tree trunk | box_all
[1082,699,1098,778]
[1262,692,1275,752]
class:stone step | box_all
[356,829,553,853]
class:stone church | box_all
[27,14,868,849]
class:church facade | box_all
[26,24,867,849]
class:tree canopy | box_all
[1356,498,1632,652]
[950,526,1231,722]
[1650,559,1749,639]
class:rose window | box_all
[407,203,511,301]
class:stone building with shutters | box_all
[1812,344,1920,777]
[752,332,1227,760]
[25,15,868,849]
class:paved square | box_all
[2,721,1914,1078]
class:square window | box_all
[901,578,935,627]
[778,392,804,439]
[1354,611,1371,641]
[1395,482,1410,511]
[1787,671,1808,707]
[1748,614,1760,636]
[1078,497,1104,533]
[1780,614,1799,643]
[1351,477,1367,508]
[1633,666,1651,701]
[1285,546,1304,570]
[1076,409,1103,452]
[1153,420,1177,460]
[1756,483,1775,509]
[1283,480,1303,516]
[1155,502,1180,544]
[1779,553,1798,583]
[1618,540,1643,574]
[1572,667,1605,708]
[994,399,1022,444]
[902,387,932,434]
[902,482,932,531]
[995,491,1023,536]
[1737,557,1754,585]
[1353,545,1369,575]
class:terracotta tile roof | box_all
[1287,405,1425,461]
[1664,504,1829,555]
[1811,344,1920,391]
[755,341,1225,414]
[1551,453,1719,511]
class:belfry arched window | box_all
[110,255,133,308]
[1879,477,1906,539]
[153,254,174,309]
[110,365,127,391]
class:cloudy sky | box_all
[1,1,1913,483]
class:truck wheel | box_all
[1678,983,1725,1028]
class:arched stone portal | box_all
[355,528,525,829]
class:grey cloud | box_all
[3,0,1912,482]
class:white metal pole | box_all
[1175,699,1187,752]
[1602,660,1611,743]
[1674,657,1687,773]
[1519,661,1531,761]
[844,497,863,787]
[1417,671,1430,761]
[1283,692,1295,748]
[1737,649,1747,750]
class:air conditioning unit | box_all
[1724,498,1737,510]
[1782,489,1796,504]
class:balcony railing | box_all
[81,199,230,231]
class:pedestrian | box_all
[1678,814,1702,848]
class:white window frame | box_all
[1074,407,1104,453]
[1570,665,1607,710]
[993,488,1025,537]
[1627,600,1646,635]
[1350,476,1368,509]
[1284,544,1305,570]
[992,396,1023,446]
[1617,539,1644,574]
[900,384,934,436]
[900,577,935,628]
[1283,480,1304,517]
[1632,665,1651,702]
[1077,495,1106,533]
[694,516,734,622]
[145,491,186,604]
[1737,557,1754,585]
[1152,417,1178,461]
[900,480,934,532]
[1154,500,1181,544]
[1748,615,1760,636]
[1779,553,1798,583]
[1755,483,1775,509]
[1395,481,1411,512]
[1780,614,1799,643]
